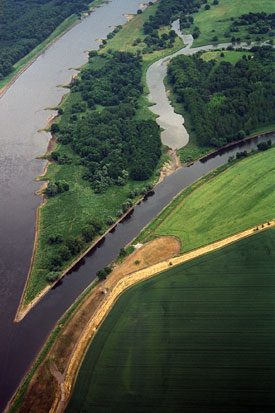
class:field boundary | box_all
[56,219,274,412]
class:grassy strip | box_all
[189,0,275,47]
[66,227,275,412]
[134,147,275,247]
[134,160,237,244]
[0,0,109,93]
[139,148,275,252]
[8,280,99,413]
[0,15,77,92]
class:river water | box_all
[146,20,253,149]
[0,4,274,411]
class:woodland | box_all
[0,0,90,79]
[167,46,275,147]
[51,52,161,194]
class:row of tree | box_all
[0,0,91,79]
[167,46,275,147]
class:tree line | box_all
[167,46,275,147]
[0,0,90,80]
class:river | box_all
[0,4,274,412]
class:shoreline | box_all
[14,181,158,322]
[57,220,275,412]
[0,18,82,101]
[14,128,275,322]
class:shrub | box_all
[46,272,60,283]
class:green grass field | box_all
[137,148,275,253]
[66,227,275,413]
[190,0,275,47]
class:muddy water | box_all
[146,20,251,149]
[0,7,274,413]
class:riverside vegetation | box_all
[22,0,208,305]
[67,227,275,412]
[167,46,275,162]
[8,0,275,410]
[0,0,96,87]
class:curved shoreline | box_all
[58,220,275,412]
[14,184,157,322]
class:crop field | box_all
[141,148,275,253]
[66,227,275,413]
[190,0,275,47]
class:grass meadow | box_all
[190,0,275,47]
[137,148,275,253]
[66,227,275,413]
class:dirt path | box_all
[55,219,274,412]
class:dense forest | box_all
[51,51,161,194]
[0,0,90,79]
[167,46,275,147]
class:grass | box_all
[189,0,275,47]
[66,227,275,413]
[135,148,275,252]
[201,50,253,65]
[8,278,99,413]
[22,3,188,303]
[0,0,110,92]
[25,146,166,303]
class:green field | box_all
[137,148,275,252]
[189,0,275,47]
[67,227,275,413]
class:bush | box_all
[48,234,63,244]
[106,216,115,225]
[96,266,112,281]
[46,272,60,283]
[257,141,272,151]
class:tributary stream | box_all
[0,3,274,411]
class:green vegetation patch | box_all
[168,47,275,148]
[136,148,275,252]
[188,0,275,47]
[152,148,275,252]
[67,228,275,412]
[0,0,93,85]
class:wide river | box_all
[0,2,274,411]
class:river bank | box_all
[8,213,274,412]
[0,2,110,100]
[15,3,190,314]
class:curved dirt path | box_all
[55,219,274,412]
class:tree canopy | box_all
[168,47,275,147]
